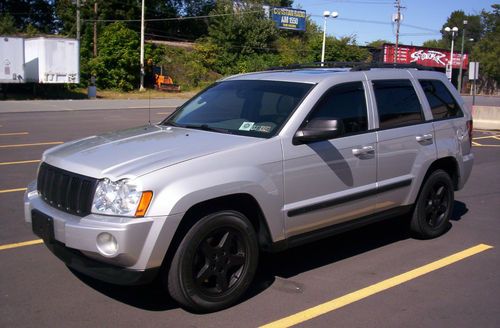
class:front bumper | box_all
[24,180,183,283]
[47,240,160,285]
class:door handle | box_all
[416,134,433,143]
[352,145,375,156]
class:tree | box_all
[366,39,390,48]
[472,5,500,91]
[0,14,17,34]
[86,22,161,91]
[440,10,481,52]
[0,0,57,33]
[422,39,446,49]
[199,0,279,74]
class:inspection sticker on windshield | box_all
[251,125,272,133]
[239,122,255,131]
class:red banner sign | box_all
[383,44,468,69]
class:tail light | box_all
[466,120,473,148]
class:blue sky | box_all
[294,0,497,46]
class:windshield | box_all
[165,80,314,138]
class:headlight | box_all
[91,178,152,217]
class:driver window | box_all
[308,82,368,136]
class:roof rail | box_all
[266,61,434,71]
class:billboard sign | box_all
[383,44,468,69]
[272,7,306,31]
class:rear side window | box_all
[419,79,463,119]
[307,82,368,136]
[373,79,423,129]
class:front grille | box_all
[37,162,98,217]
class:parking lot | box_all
[1,106,499,327]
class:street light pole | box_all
[444,26,458,82]
[320,11,338,67]
[457,20,467,94]
[139,0,145,91]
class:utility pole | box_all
[139,0,145,91]
[76,0,80,40]
[93,1,98,57]
[393,0,404,64]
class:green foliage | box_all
[196,0,279,74]
[308,34,370,63]
[366,39,390,48]
[0,0,57,33]
[0,14,17,34]
[472,5,500,86]
[86,22,150,91]
[159,46,219,90]
[422,39,447,49]
[439,10,481,53]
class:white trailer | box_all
[0,36,25,83]
[24,37,80,83]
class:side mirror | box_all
[293,118,343,144]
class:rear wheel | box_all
[411,170,454,239]
[166,211,258,312]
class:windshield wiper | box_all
[162,121,180,127]
[181,124,232,134]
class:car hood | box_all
[43,125,259,179]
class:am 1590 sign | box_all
[272,7,306,31]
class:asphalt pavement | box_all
[0,107,499,327]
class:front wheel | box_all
[410,170,454,239]
[166,211,259,312]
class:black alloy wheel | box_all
[167,211,259,312]
[193,227,247,297]
[411,169,454,239]
[423,182,450,228]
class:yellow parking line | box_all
[156,112,170,115]
[473,144,500,147]
[0,141,63,148]
[0,239,43,251]
[260,244,493,328]
[0,188,27,194]
[0,159,40,166]
[473,135,500,140]
[0,132,29,136]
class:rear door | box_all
[369,77,437,211]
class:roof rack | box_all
[266,61,434,72]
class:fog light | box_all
[96,232,118,256]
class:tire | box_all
[410,170,454,239]
[166,211,259,312]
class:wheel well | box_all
[160,194,273,273]
[425,157,460,190]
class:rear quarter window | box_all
[419,79,463,120]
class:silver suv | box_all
[24,65,474,312]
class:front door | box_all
[282,81,378,238]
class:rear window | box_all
[373,79,424,129]
[419,79,463,120]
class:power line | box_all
[84,10,262,23]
